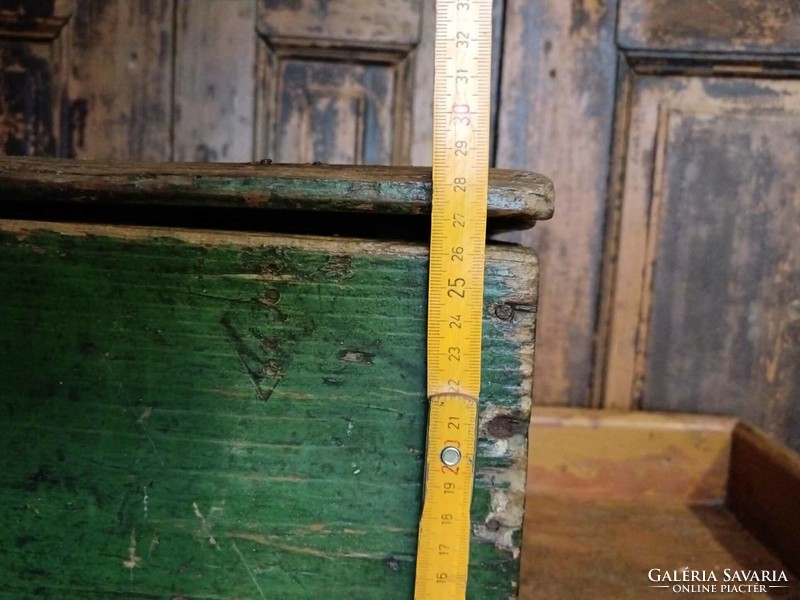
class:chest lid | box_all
[0,158,553,237]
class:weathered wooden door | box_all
[498,0,800,449]
[0,0,438,164]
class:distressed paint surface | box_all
[601,76,800,454]
[645,110,800,449]
[68,0,174,160]
[0,158,555,229]
[255,0,428,166]
[619,0,800,55]
[496,0,619,408]
[0,220,537,599]
[173,0,257,163]
[0,0,71,157]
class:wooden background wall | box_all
[2,0,799,452]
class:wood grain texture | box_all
[521,498,799,600]
[528,408,735,504]
[0,218,539,599]
[0,157,555,228]
[522,409,800,598]
[255,0,428,166]
[601,76,800,452]
[0,0,72,157]
[67,0,174,160]
[0,0,73,41]
[729,422,800,579]
[173,0,257,163]
[495,0,619,407]
[619,0,800,55]
[258,0,421,49]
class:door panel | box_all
[272,59,394,165]
[496,0,621,406]
[618,0,800,54]
[646,106,800,448]
[0,0,71,156]
[255,0,428,165]
[601,72,800,447]
[68,0,175,160]
[173,0,256,162]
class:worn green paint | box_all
[0,224,536,599]
[0,158,556,231]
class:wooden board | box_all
[0,218,539,599]
[496,0,619,409]
[618,0,800,55]
[0,157,554,233]
[599,76,800,454]
[522,498,799,600]
[521,408,800,599]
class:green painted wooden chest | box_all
[0,158,553,599]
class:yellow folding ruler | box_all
[414,0,492,598]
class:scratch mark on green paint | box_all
[137,407,153,423]
[123,528,142,572]
[228,532,396,561]
[377,388,418,398]
[148,532,159,557]
[137,420,165,467]
[231,540,266,600]
[192,502,220,550]
[220,314,269,402]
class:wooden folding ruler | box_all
[414,0,492,598]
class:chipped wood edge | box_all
[0,157,554,224]
[475,250,539,567]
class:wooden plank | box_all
[257,0,421,49]
[0,218,537,598]
[0,0,72,157]
[618,0,800,55]
[523,409,800,598]
[529,408,735,504]
[521,497,798,600]
[173,0,257,162]
[0,157,555,228]
[496,0,619,407]
[601,76,800,452]
[729,422,800,578]
[271,59,394,165]
[254,0,428,166]
[66,0,174,160]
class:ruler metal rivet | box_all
[440,446,462,467]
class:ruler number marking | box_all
[418,0,490,595]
